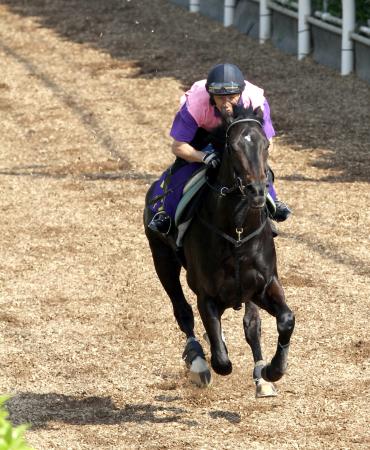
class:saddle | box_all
[174,167,207,247]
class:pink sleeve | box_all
[181,80,209,127]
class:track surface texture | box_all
[0,1,369,449]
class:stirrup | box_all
[148,211,172,234]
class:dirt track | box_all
[0,1,369,449]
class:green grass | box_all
[0,396,34,450]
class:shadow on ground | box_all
[7,393,190,428]
[7,392,241,429]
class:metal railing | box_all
[178,0,369,78]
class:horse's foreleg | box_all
[182,337,211,387]
[257,276,295,383]
[198,298,232,376]
[243,302,277,397]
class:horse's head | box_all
[220,105,270,209]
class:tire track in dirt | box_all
[0,11,128,164]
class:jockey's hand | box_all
[202,144,220,169]
[202,151,220,169]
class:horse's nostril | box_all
[252,196,266,208]
[246,184,257,195]
[247,183,265,197]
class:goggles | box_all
[207,82,242,95]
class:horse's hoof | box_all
[261,364,284,382]
[255,378,277,398]
[211,356,232,376]
[189,356,211,387]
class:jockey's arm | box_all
[171,139,206,163]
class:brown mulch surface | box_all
[0,1,369,449]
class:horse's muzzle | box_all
[245,182,267,208]
[251,196,266,209]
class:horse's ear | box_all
[254,106,264,122]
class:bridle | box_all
[201,116,269,245]
[206,117,268,199]
[225,117,264,138]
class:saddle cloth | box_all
[148,164,207,247]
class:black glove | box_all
[202,146,220,169]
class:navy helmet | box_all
[206,63,246,95]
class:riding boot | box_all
[148,211,172,234]
[267,167,292,223]
[267,194,292,223]
[273,200,292,222]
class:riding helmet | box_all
[205,63,246,95]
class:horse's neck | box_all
[217,156,234,191]
[208,162,263,231]
[234,199,263,230]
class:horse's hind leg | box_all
[243,302,277,398]
[148,238,211,386]
[148,239,194,337]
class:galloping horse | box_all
[143,106,295,397]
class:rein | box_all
[206,174,249,197]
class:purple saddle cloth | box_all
[149,162,203,220]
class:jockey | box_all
[149,63,291,233]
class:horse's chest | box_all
[217,260,268,306]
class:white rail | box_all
[298,0,311,60]
[359,25,370,37]
[180,0,369,79]
[341,0,355,75]
[224,0,236,27]
[189,0,199,13]
[260,0,272,43]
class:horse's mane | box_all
[232,104,264,124]
[210,105,264,151]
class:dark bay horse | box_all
[144,106,295,397]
